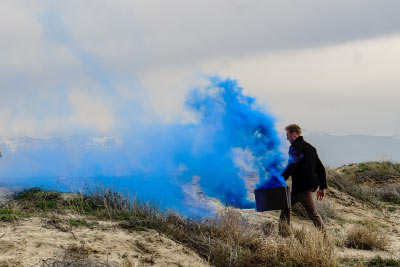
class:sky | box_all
[1,0,400,138]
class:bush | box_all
[292,198,338,221]
[353,161,400,182]
[328,164,400,206]
[0,208,30,221]
[345,225,390,250]
[377,184,400,204]
[348,185,380,204]
[13,188,63,212]
[16,188,61,201]
[41,243,116,267]
[327,168,382,208]
[365,256,400,267]
[316,199,339,220]
[255,227,337,267]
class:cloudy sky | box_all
[1,0,400,138]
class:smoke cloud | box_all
[0,76,286,215]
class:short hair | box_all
[285,124,302,135]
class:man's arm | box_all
[316,156,327,189]
[316,154,326,200]
[282,144,303,180]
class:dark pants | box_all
[279,190,324,232]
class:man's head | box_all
[285,124,302,144]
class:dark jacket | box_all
[282,136,327,195]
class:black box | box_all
[254,186,291,211]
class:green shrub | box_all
[68,219,91,228]
[353,161,400,182]
[35,200,58,210]
[365,256,400,267]
[16,188,61,201]
[0,208,30,221]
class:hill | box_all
[1,161,400,266]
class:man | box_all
[280,124,327,232]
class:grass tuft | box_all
[292,198,338,221]
[327,164,400,208]
[353,161,400,182]
[16,187,61,201]
[345,224,390,250]
[0,208,30,221]
[365,256,400,267]
[68,218,94,228]
[41,243,115,267]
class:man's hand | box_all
[316,189,325,201]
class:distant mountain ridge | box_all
[0,133,399,170]
[304,132,400,167]
[0,135,120,154]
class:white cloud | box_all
[1,0,400,137]
[0,1,44,79]
[200,35,400,135]
[68,87,115,133]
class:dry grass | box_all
[292,198,338,221]
[345,224,390,250]
[316,199,339,220]
[4,187,338,267]
[329,163,400,209]
[377,184,400,204]
[349,161,400,182]
[327,168,379,205]
[3,162,399,266]
[41,243,116,267]
[258,227,337,267]
[159,208,337,267]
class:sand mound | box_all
[0,217,208,267]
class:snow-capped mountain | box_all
[0,135,121,154]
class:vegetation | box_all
[346,161,400,182]
[68,218,95,228]
[2,187,337,267]
[345,224,390,250]
[365,256,400,267]
[41,243,120,267]
[0,208,30,221]
[2,161,400,266]
[327,161,400,207]
[339,257,362,267]
[16,187,61,202]
[292,198,339,221]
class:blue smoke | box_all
[0,76,286,215]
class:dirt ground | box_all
[1,183,400,266]
[0,216,208,267]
